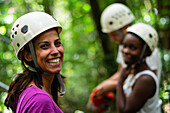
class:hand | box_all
[93,80,116,97]
[119,67,133,83]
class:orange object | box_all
[88,90,115,113]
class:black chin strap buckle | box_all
[35,67,44,74]
[57,74,65,96]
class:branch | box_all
[0,81,9,91]
[0,34,11,44]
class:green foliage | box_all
[0,0,169,113]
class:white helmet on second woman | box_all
[126,23,158,52]
[101,3,135,33]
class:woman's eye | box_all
[123,44,127,48]
[55,41,62,47]
[130,46,137,50]
[40,44,49,48]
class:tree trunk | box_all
[89,0,118,75]
[43,0,53,15]
[156,0,170,50]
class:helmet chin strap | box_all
[131,44,147,68]
[28,41,65,96]
[28,41,44,74]
[56,73,65,96]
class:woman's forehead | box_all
[124,33,143,45]
[34,29,59,43]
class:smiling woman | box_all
[116,23,161,113]
[33,29,64,74]
[122,33,146,66]
[4,12,65,113]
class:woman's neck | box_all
[41,74,54,94]
[28,74,54,99]
[134,61,150,75]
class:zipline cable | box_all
[0,81,9,91]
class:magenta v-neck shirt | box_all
[16,85,63,113]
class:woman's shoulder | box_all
[17,85,62,113]
[21,85,44,94]
[135,70,158,83]
[135,70,158,86]
[19,85,51,103]
[134,70,158,94]
[17,86,52,111]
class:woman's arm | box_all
[116,69,156,113]
[93,64,122,97]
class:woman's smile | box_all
[48,58,59,64]
[47,58,61,66]
[122,33,143,66]
[33,28,64,74]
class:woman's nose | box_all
[51,45,59,55]
[122,47,129,54]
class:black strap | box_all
[28,41,44,74]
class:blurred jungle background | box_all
[0,0,169,113]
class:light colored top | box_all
[117,45,162,82]
[16,85,63,113]
[123,70,161,113]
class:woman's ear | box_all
[122,25,131,34]
[144,47,152,57]
[23,50,33,62]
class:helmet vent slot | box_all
[149,33,152,38]
[21,25,28,34]
[15,31,17,35]
[109,21,113,25]
[16,24,19,27]
[12,35,14,38]
[17,43,20,47]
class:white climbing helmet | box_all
[101,3,135,33]
[126,23,158,52]
[11,12,62,59]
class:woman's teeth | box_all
[48,59,59,64]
